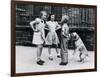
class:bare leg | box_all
[48,45,53,60]
[36,44,45,65]
[40,45,43,57]
[37,44,43,61]
[55,45,60,58]
[48,45,51,56]
[55,45,59,53]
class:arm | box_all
[30,21,36,31]
[41,29,45,42]
[62,29,68,38]
[56,22,61,30]
[29,18,40,31]
[44,22,49,30]
[62,25,69,38]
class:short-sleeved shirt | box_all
[61,23,69,36]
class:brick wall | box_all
[16,26,33,46]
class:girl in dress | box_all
[30,11,47,65]
[45,14,61,60]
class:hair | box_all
[39,11,47,17]
[47,13,55,21]
[62,18,68,23]
[61,15,69,24]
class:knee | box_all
[38,45,43,48]
[48,45,52,48]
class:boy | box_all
[59,15,70,65]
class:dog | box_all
[70,32,88,62]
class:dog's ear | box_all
[73,32,80,39]
[75,33,80,39]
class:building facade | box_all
[16,4,96,51]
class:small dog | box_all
[70,32,88,63]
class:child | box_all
[59,15,70,65]
[45,14,61,60]
[30,11,47,65]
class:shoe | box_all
[86,54,89,57]
[78,58,84,62]
[39,59,45,63]
[37,60,44,65]
[48,56,53,60]
[57,55,61,58]
[59,62,68,65]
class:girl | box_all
[45,14,61,60]
[30,11,47,65]
[59,15,70,65]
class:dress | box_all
[32,18,45,45]
[45,21,60,45]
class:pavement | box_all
[16,46,95,73]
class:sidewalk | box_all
[16,46,95,73]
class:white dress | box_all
[45,21,60,45]
[32,18,45,45]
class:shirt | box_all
[62,23,69,36]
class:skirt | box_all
[45,32,59,45]
[32,31,44,45]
